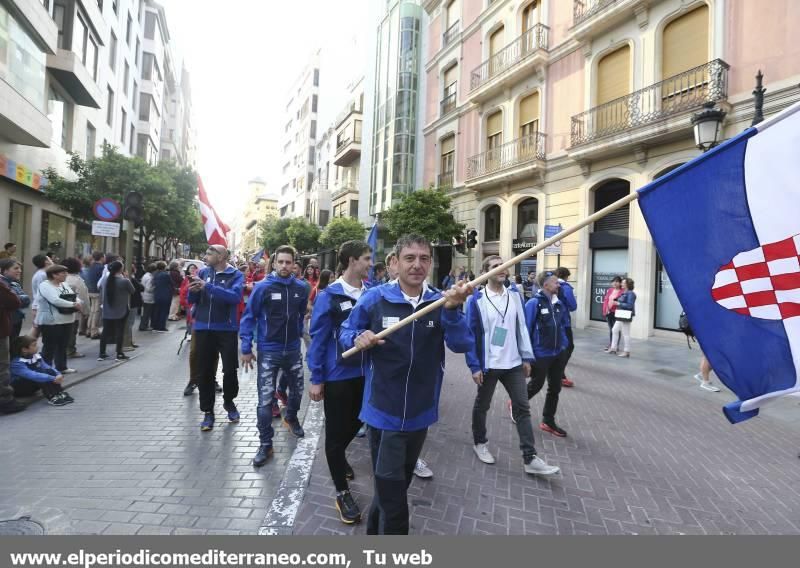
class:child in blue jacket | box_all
[10,335,73,406]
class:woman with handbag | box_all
[98,261,135,361]
[601,276,623,349]
[64,258,89,359]
[35,265,82,374]
[608,278,636,357]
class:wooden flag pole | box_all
[342,191,640,359]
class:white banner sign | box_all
[91,220,121,238]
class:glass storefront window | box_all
[655,253,682,330]
[517,198,538,239]
[41,212,68,262]
[0,3,47,110]
[590,249,628,321]
[74,223,97,258]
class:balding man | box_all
[188,245,245,432]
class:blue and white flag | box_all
[250,249,265,263]
[366,220,379,283]
[638,101,800,424]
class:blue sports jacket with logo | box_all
[239,273,308,355]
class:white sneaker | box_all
[413,459,433,478]
[61,368,77,374]
[693,373,704,383]
[524,455,560,476]
[473,443,496,464]
[700,382,721,392]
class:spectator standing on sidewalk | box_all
[29,253,53,328]
[0,259,30,338]
[555,267,577,388]
[139,264,156,331]
[167,262,184,321]
[607,278,636,358]
[150,261,173,332]
[0,271,24,415]
[307,241,371,524]
[339,234,474,535]
[525,271,570,438]
[240,245,309,466]
[602,277,623,349]
[465,256,560,477]
[188,245,244,433]
[84,252,104,339]
[35,265,81,374]
[0,243,16,260]
[97,261,134,362]
[64,258,89,359]
[122,264,143,351]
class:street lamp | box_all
[691,101,727,152]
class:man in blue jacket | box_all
[308,240,371,524]
[464,256,559,477]
[339,234,474,535]
[187,245,245,433]
[240,245,309,467]
[555,267,577,388]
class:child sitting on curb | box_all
[10,335,74,406]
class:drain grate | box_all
[652,368,686,378]
[0,516,45,535]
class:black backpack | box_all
[678,311,697,348]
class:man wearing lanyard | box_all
[465,256,560,477]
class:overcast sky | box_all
[160,0,371,221]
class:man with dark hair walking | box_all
[241,245,309,467]
[340,234,474,535]
[308,240,372,524]
[188,245,244,432]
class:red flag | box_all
[197,175,230,247]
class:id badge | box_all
[491,326,508,347]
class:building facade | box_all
[235,177,277,257]
[421,0,800,339]
[330,77,363,220]
[278,50,320,221]
[308,126,332,228]
[0,0,193,288]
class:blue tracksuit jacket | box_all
[307,282,366,385]
[524,291,569,359]
[10,354,59,384]
[557,280,577,328]
[239,273,309,355]
[188,265,244,332]
[339,281,474,432]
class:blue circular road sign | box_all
[93,198,122,222]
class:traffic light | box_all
[123,191,144,225]
[467,229,478,249]
[453,234,466,254]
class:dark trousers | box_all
[99,316,126,356]
[139,303,153,330]
[195,330,239,413]
[528,351,568,424]
[606,313,616,345]
[11,321,22,339]
[67,320,79,354]
[12,378,62,399]
[472,366,537,461]
[366,427,427,535]
[151,300,171,331]
[188,329,218,386]
[324,377,365,491]
[0,337,12,404]
[562,327,575,379]
[40,323,71,372]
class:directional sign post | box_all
[93,198,121,222]
[91,221,121,238]
[544,224,563,255]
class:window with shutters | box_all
[518,92,540,138]
[486,110,503,171]
[484,205,501,241]
[441,64,458,115]
[596,45,631,133]
[440,135,455,177]
[593,180,630,233]
[522,1,539,31]
[661,5,709,105]
[488,26,504,76]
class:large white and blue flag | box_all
[638,101,800,423]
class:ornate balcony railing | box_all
[470,24,549,91]
[573,0,619,26]
[466,132,546,180]
[440,92,457,117]
[443,20,460,47]
[437,172,454,190]
[570,59,730,147]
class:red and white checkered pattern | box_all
[712,234,800,320]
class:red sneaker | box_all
[272,404,281,418]
[540,422,567,437]
[276,390,288,407]
[561,377,575,388]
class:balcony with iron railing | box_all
[442,20,460,48]
[571,0,649,40]
[334,116,363,166]
[466,132,546,187]
[469,24,549,103]
[569,59,730,160]
[331,181,358,201]
[440,92,457,117]
[437,171,454,190]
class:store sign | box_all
[92,221,121,238]
[512,237,537,252]
[0,154,48,191]
[544,224,562,255]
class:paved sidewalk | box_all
[293,328,800,535]
[0,322,308,535]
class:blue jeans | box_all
[256,350,304,445]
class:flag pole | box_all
[342,191,640,359]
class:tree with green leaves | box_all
[319,216,366,250]
[286,218,321,255]
[260,217,292,253]
[381,188,465,244]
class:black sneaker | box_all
[214,381,223,393]
[283,418,305,438]
[97,353,109,361]
[183,383,197,396]
[345,462,355,481]
[48,393,70,407]
[252,445,273,467]
[115,353,129,361]
[335,490,361,524]
[0,400,27,414]
[540,421,568,438]
[61,392,75,404]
